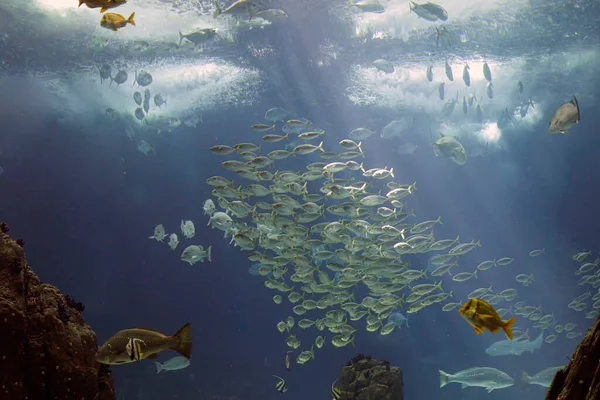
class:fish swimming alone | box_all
[155,355,191,373]
[458,298,516,339]
[100,12,135,31]
[95,322,192,365]
[548,95,580,134]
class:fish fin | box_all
[473,326,483,335]
[100,6,107,12]
[78,0,84,6]
[572,95,580,122]
[172,322,193,359]
[439,370,450,388]
[112,28,118,31]
[488,326,501,334]
[502,316,517,340]
[486,387,494,393]
[146,353,159,359]
[128,12,136,26]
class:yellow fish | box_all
[100,12,136,31]
[458,298,516,340]
[79,0,127,13]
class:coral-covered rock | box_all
[338,354,404,400]
[546,316,600,400]
[0,228,115,400]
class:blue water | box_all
[1,0,600,399]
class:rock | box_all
[0,227,115,400]
[338,353,404,400]
[546,317,600,400]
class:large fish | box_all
[95,322,192,365]
[485,331,543,356]
[458,298,516,339]
[440,367,514,392]
[522,366,564,387]
[548,95,580,134]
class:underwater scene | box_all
[0,0,599,399]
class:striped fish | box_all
[273,375,288,393]
[125,337,145,361]
[331,379,341,400]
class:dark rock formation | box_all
[338,354,404,400]
[0,226,115,399]
[546,316,600,400]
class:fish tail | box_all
[178,31,184,48]
[503,316,516,340]
[78,0,84,6]
[155,362,163,374]
[128,12,136,26]
[439,370,450,388]
[207,245,212,262]
[171,322,193,359]
[521,371,530,383]
[347,0,354,8]
[213,1,222,17]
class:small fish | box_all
[154,94,167,108]
[462,64,470,87]
[548,95,580,135]
[486,82,494,99]
[285,350,293,370]
[331,379,341,400]
[106,108,117,120]
[426,65,433,82]
[517,81,524,95]
[95,323,192,365]
[263,133,288,143]
[178,28,217,47]
[251,123,276,132]
[99,64,111,83]
[483,62,492,82]
[529,249,545,257]
[273,374,288,392]
[444,60,453,81]
[134,107,145,122]
[156,356,190,373]
[133,91,142,106]
[458,298,516,340]
[134,70,153,87]
[110,70,128,87]
[100,12,135,31]
[438,82,445,100]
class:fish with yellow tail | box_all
[100,12,136,31]
[79,0,126,13]
[95,322,192,365]
[458,298,516,340]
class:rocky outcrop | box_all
[546,316,600,400]
[338,354,404,400]
[0,223,115,400]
